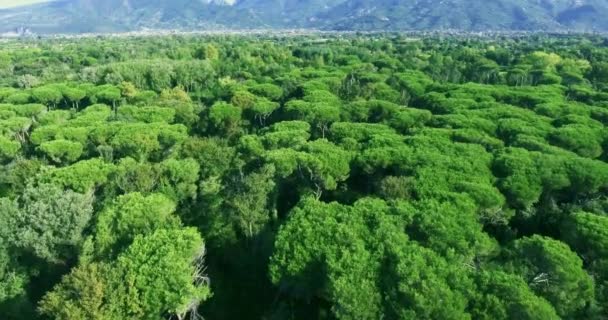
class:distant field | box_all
[0,0,50,8]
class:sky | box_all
[0,0,52,8]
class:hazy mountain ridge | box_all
[1,0,608,34]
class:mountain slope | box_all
[318,0,608,31]
[1,0,608,34]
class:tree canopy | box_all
[0,33,607,320]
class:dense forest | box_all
[0,33,607,320]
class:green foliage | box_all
[249,83,283,101]
[270,198,473,319]
[494,147,608,209]
[41,158,116,193]
[5,92,31,104]
[0,136,20,162]
[285,97,340,137]
[109,228,210,319]
[503,235,595,318]
[549,124,604,158]
[12,103,46,118]
[561,212,608,265]
[32,86,62,108]
[91,193,180,259]
[208,101,242,136]
[38,139,84,164]
[38,263,108,320]
[37,110,72,126]
[94,85,121,107]
[63,87,86,109]
[0,183,93,263]
[226,165,276,238]
[117,105,175,123]
[265,139,352,194]
[155,158,200,202]
[40,229,210,320]
[469,270,559,320]
[561,212,608,313]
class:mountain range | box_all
[1,0,608,34]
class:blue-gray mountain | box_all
[1,0,608,33]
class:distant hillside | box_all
[1,0,608,34]
[318,0,608,31]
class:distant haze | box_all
[2,0,608,33]
[0,0,51,8]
